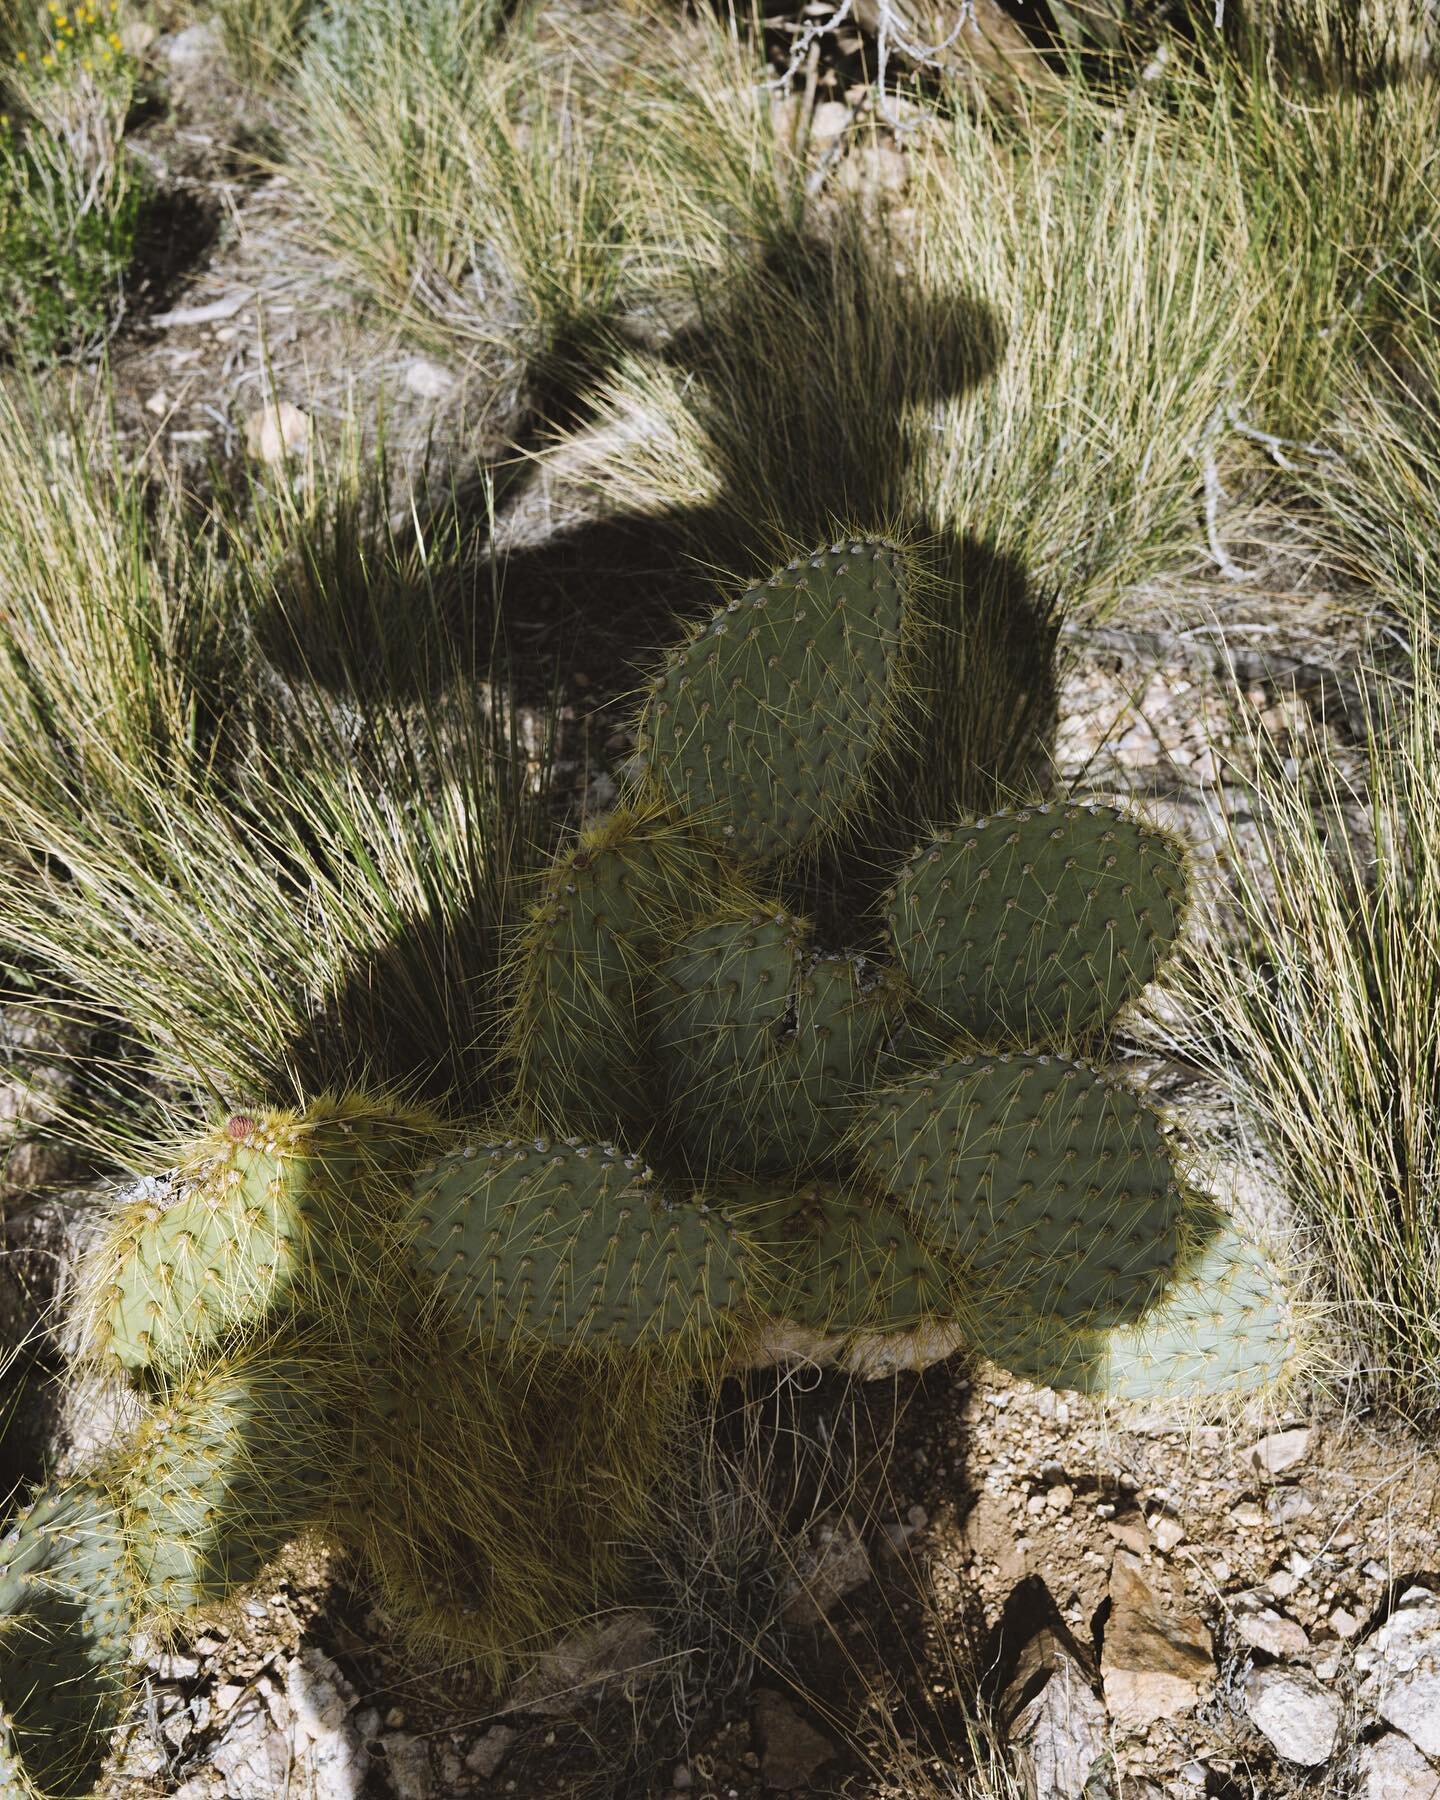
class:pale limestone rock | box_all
[809,101,852,142]
[404,359,457,401]
[507,1610,659,1715]
[210,1693,290,1796]
[1101,1551,1214,1730]
[1244,1667,1341,1766]
[782,1516,872,1626]
[1246,1427,1312,1476]
[245,401,311,465]
[287,1649,370,1800]
[1358,1731,1440,1800]
[464,1725,517,1778]
[1231,1593,1311,1659]
[383,1734,432,1800]
[1358,1586,1440,1759]
[1147,1513,1185,1553]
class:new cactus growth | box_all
[8,534,1300,1793]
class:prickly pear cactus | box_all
[10,533,1298,1794]
[0,1475,132,1799]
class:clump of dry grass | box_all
[0,398,550,1165]
[1170,275,1440,1414]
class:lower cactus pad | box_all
[122,1348,351,1618]
[0,1475,131,1798]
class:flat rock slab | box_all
[1244,1667,1341,1767]
[1102,1550,1214,1731]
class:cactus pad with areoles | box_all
[885,803,1187,1045]
[636,541,908,864]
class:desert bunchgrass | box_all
[210,0,315,85]
[0,398,553,1166]
[1163,252,1440,1418]
[288,0,643,372]
[1172,592,1440,1419]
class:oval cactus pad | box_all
[886,803,1187,1045]
[636,540,908,864]
[854,1052,1185,1331]
[405,1138,749,1348]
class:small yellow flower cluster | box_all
[14,0,125,75]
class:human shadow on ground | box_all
[276,218,1058,1097]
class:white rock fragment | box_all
[383,1733,432,1800]
[464,1725,517,1777]
[1244,1667,1341,1766]
[245,400,311,465]
[404,359,457,400]
[1147,1513,1185,1553]
[809,101,852,142]
[1358,1731,1440,1800]
[164,19,222,74]
[1247,1427,1312,1477]
[1231,1593,1311,1659]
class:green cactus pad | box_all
[975,1212,1298,1404]
[854,1053,1185,1331]
[772,958,906,1163]
[0,1476,131,1798]
[636,540,908,864]
[653,907,806,1174]
[885,803,1187,1045]
[405,1138,750,1349]
[123,1351,348,1617]
[84,1102,435,1375]
[510,806,739,1135]
[735,1179,949,1334]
